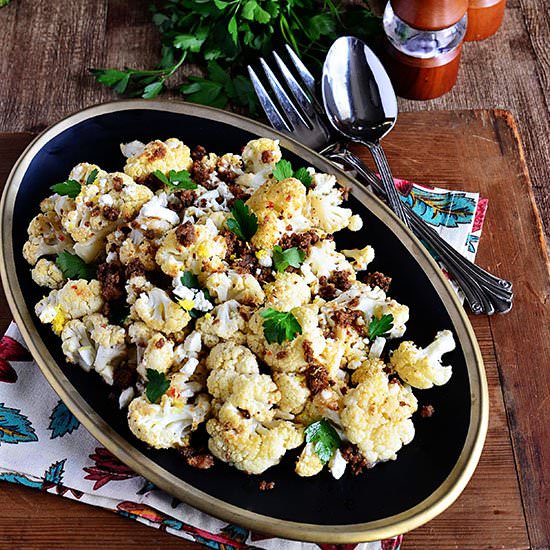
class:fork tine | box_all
[273,51,317,120]
[259,57,311,131]
[248,66,291,133]
[285,44,316,96]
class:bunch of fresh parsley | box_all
[91,0,381,112]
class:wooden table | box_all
[0,110,548,549]
[0,1,548,548]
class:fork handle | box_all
[324,147,513,315]
[365,141,411,229]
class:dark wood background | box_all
[0,1,548,549]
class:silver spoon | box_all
[322,36,410,228]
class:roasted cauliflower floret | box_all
[273,372,310,414]
[61,313,127,385]
[62,171,153,262]
[31,258,66,289]
[390,330,455,389]
[341,370,417,464]
[35,279,103,334]
[137,333,175,378]
[195,300,249,348]
[156,220,227,278]
[247,304,326,373]
[307,172,361,234]
[237,138,282,190]
[302,240,354,281]
[264,272,311,311]
[23,210,74,265]
[128,391,210,450]
[205,271,265,306]
[342,245,375,271]
[207,402,303,474]
[123,138,193,184]
[246,177,310,248]
[295,442,325,477]
[132,287,191,335]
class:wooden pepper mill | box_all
[383,0,468,100]
[465,0,506,41]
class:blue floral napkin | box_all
[0,178,486,549]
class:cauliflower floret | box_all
[273,372,310,414]
[68,162,107,186]
[374,300,410,339]
[341,370,417,465]
[207,402,303,474]
[237,138,281,190]
[307,172,357,234]
[138,333,175,378]
[341,246,375,271]
[264,272,311,311]
[31,258,66,289]
[132,287,191,335]
[61,313,126,385]
[205,341,259,374]
[390,330,455,389]
[246,177,309,248]
[62,171,153,262]
[128,391,210,450]
[156,220,227,278]
[23,210,74,265]
[35,279,103,334]
[123,138,192,184]
[208,371,280,422]
[302,240,354,281]
[205,270,265,306]
[125,275,154,305]
[195,301,249,348]
[295,442,324,477]
[247,304,326,373]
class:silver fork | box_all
[247,47,513,315]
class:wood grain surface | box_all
[0,109,548,549]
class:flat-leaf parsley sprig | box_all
[272,245,305,272]
[56,251,97,281]
[91,0,381,111]
[260,308,302,344]
[226,199,258,241]
[272,159,312,188]
[153,169,197,191]
[305,419,341,464]
[146,368,171,404]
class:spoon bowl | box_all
[322,36,398,144]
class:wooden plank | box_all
[0,108,541,548]
[368,109,549,549]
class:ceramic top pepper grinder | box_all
[382,0,468,100]
[465,0,506,41]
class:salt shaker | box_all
[382,0,468,100]
[465,0,506,41]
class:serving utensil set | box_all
[248,39,513,315]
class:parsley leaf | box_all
[181,271,200,289]
[145,368,170,404]
[305,419,341,464]
[260,308,302,344]
[227,199,258,241]
[272,160,312,188]
[153,169,197,190]
[55,251,96,280]
[293,167,313,188]
[86,169,99,185]
[50,179,81,198]
[272,245,305,273]
[367,314,394,340]
[272,160,293,180]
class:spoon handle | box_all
[324,147,514,315]
[366,142,411,229]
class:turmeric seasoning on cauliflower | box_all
[26,137,456,480]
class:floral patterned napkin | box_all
[0,179,486,550]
